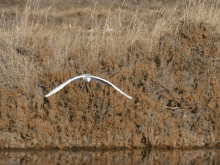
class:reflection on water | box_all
[0,148,219,165]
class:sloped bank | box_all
[0,107,218,149]
[0,19,220,149]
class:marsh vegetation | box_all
[0,0,220,149]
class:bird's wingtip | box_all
[45,94,50,97]
[127,95,133,99]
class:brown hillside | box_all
[0,0,220,149]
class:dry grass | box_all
[0,0,220,148]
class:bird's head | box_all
[86,77,91,82]
[83,74,92,82]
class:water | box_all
[0,148,219,165]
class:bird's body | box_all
[83,74,92,82]
[45,74,132,99]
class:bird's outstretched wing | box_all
[91,76,133,99]
[91,78,109,86]
[45,75,84,97]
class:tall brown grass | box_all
[0,0,220,148]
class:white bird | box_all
[45,74,133,99]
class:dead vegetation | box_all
[0,0,220,149]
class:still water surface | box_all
[0,148,219,165]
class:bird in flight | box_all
[45,74,133,99]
